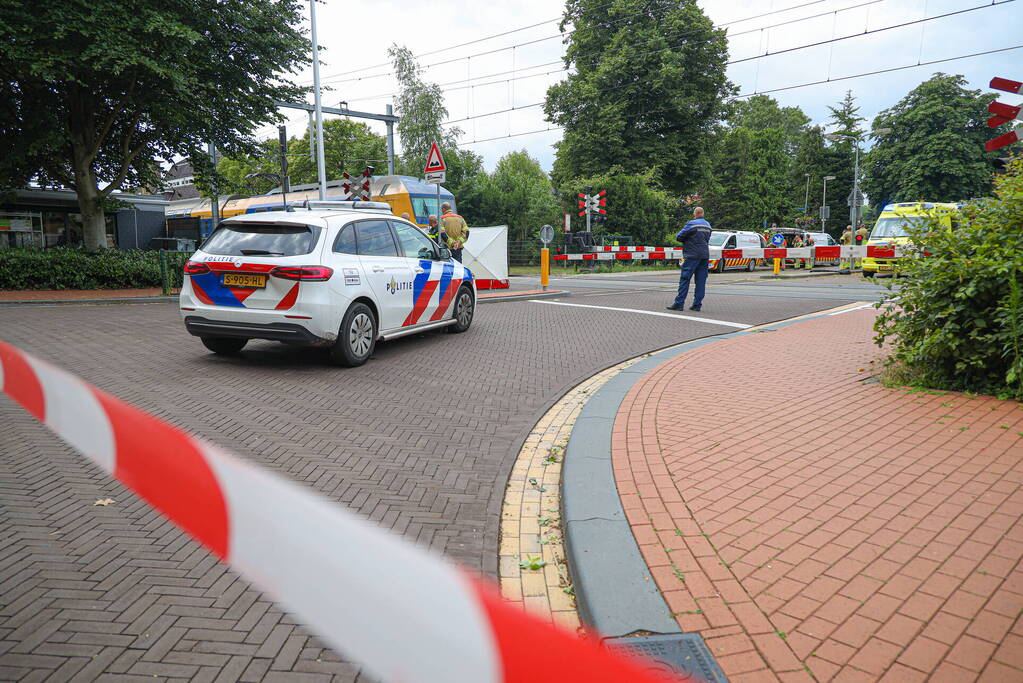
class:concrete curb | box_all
[562,302,870,638]
[0,296,177,307]
[758,270,844,280]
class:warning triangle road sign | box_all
[424,142,446,173]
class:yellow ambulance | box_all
[862,202,962,276]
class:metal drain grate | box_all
[604,633,728,682]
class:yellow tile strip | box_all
[498,357,644,634]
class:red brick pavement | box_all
[613,308,1023,682]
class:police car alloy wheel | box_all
[201,336,247,355]
[332,302,377,367]
[448,287,474,334]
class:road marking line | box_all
[827,303,875,316]
[529,300,752,329]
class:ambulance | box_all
[862,202,962,276]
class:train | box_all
[165,175,457,240]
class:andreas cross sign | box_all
[424,142,447,184]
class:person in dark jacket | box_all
[668,206,712,312]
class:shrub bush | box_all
[874,159,1023,400]
[0,248,191,290]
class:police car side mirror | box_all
[437,247,452,261]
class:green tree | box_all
[791,126,833,233]
[559,169,675,245]
[0,0,309,249]
[485,151,561,241]
[708,127,791,231]
[864,73,1003,206]
[822,90,866,231]
[388,44,486,220]
[728,95,810,155]
[217,120,387,195]
[544,0,733,194]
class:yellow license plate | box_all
[223,273,267,288]
[877,264,893,271]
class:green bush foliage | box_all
[874,160,1023,400]
[0,248,190,290]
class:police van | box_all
[708,230,763,272]
[179,201,475,367]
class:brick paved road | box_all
[615,309,1023,681]
[0,282,867,681]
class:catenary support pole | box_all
[309,0,327,201]
[386,104,395,175]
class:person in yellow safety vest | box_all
[439,202,469,263]
[804,233,814,270]
[841,224,853,270]
[791,233,804,269]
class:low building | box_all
[0,188,168,250]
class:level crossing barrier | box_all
[0,341,691,683]
[552,245,900,261]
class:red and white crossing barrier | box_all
[553,245,899,261]
[0,341,687,683]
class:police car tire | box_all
[447,286,475,334]
[747,259,756,272]
[201,336,247,355]
[716,258,726,273]
[332,302,376,367]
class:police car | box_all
[179,201,475,367]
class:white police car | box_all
[179,201,475,366]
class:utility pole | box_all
[207,142,220,232]
[821,175,835,232]
[803,174,810,214]
[386,104,395,175]
[309,0,327,200]
[278,125,291,210]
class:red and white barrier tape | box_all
[553,245,898,261]
[0,341,686,683]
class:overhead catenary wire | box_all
[334,0,884,105]
[455,42,1023,146]
[439,0,1012,127]
[315,0,842,86]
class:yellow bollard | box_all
[540,248,550,290]
[773,257,780,275]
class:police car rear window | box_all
[202,223,320,256]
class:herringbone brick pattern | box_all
[1,294,846,680]
[615,308,1023,682]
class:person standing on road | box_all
[841,224,853,270]
[426,214,439,242]
[439,202,469,262]
[667,206,712,312]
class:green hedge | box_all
[0,248,191,290]
[874,160,1023,400]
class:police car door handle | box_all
[413,266,425,274]
[371,265,385,273]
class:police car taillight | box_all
[270,266,334,282]
[183,260,210,275]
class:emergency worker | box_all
[841,225,853,270]
[791,233,804,269]
[439,202,470,262]
[426,215,439,241]
[667,206,712,312]
[854,224,868,268]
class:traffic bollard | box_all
[540,248,550,290]
[773,257,780,275]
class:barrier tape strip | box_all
[0,341,688,683]
[554,245,898,261]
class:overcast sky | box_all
[257,0,1022,174]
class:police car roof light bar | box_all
[302,200,392,213]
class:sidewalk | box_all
[611,309,1023,681]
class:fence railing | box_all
[158,250,192,295]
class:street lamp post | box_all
[821,175,836,232]
[309,0,327,201]
[826,128,890,269]
[803,173,810,214]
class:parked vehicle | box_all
[806,232,841,266]
[179,201,475,367]
[862,202,962,277]
[708,230,763,272]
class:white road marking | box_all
[529,300,752,329]
[827,303,876,316]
